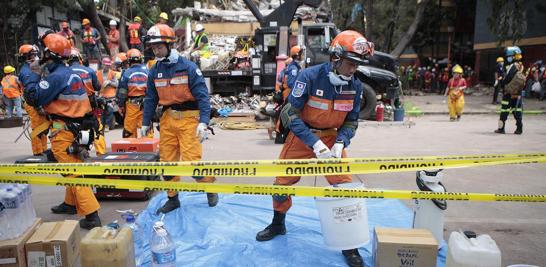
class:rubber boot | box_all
[207,193,219,207]
[79,211,102,230]
[256,211,286,241]
[156,194,181,215]
[514,121,523,135]
[342,249,364,267]
[51,202,77,215]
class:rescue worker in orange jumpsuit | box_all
[128,16,145,51]
[1,65,23,118]
[18,44,49,155]
[23,32,101,229]
[107,20,120,58]
[118,49,153,138]
[274,45,304,144]
[255,30,373,267]
[444,65,466,121]
[68,49,106,155]
[141,24,218,214]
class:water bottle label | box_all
[152,250,176,264]
[2,198,18,209]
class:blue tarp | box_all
[135,192,447,267]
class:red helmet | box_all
[41,31,72,58]
[146,24,176,44]
[329,30,374,65]
[127,49,143,62]
[102,57,112,66]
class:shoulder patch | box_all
[291,69,298,76]
[39,80,49,89]
[196,69,202,76]
[292,81,306,97]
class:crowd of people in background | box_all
[397,63,475,94]
[523,60,546,101]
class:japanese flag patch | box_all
[292,81,306,97]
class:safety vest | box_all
[83,28,96,45]
[59,30,75,46]
[128,23,141,45]
[1,75,22,98]
[127,72,148,97]
[97,69,118,98]
[154,72,195,106]
[44,74,91,118]
[194,33,209,52]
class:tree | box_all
[486,0,527,46]
[390,0,430,58]
[118,0,128,52]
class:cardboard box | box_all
[373,227,438,267]
[0,218,42,267]
[25,220,80,267]
[111,138,159,152]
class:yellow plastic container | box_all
[80,227,136,267]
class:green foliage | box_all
[129,0,193,27]
[486,0,527,46]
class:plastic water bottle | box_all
[0,201,7,240]
[122,213,143,266]
[11,185,30,232]
[151,221,176,267]
[1,187,21,239]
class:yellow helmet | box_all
[514,53,522,60]
[134,16,142,22]
[452,64,463,74]
[496,57,504,63]
[159,12,168,21]
[82,18,90,25]
[3,65,15,74]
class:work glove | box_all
[196,122,208,143]
[331,141,344,158]
[140,125,150,137]
[312,140,332,159]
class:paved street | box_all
[1,112,545,265]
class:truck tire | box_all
[360,83,377,120]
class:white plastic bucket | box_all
[315,182,369,250]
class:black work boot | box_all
[79,211,102,230]
[51,202,77,215]
[156,194,181,215]
[342,249,364,267]
[494,128,505,134]
[256,211,286,241]
[515,122,523,135]
[207,193,219,207]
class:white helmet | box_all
[109,20,117,26]
[195,23,204,32]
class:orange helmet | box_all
[19,44,39,57]
[127,49,143,62]
[146,24,175,44]
[41,31,72,59]
[114,52,127,65]
[329,30,374,65]
[82,18,90,26]
[290,45,302,57]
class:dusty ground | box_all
[1,112,545,266]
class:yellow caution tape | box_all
[1,174,544,202]
[0,153,545,177]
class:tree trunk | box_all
[390,0,430,58]
[79,0,109,56]
[365,0,373,37]
[118,0,128,52]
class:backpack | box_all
[504,64,526,95]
